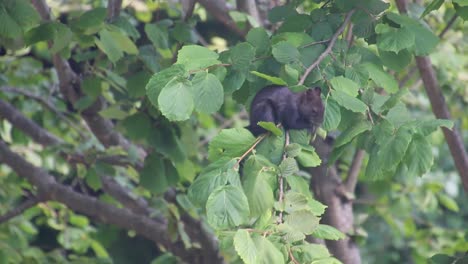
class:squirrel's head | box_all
[299,87,324,125]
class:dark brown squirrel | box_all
[247,85,325,136]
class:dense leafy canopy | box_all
[0,0,467,264]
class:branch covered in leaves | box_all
[298,9,356,85]
[396,0,468,192]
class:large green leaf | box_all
[334,120,372,148]
[146,64,187,108]
[250,71,287,86]
[404,133,433,177]
[331,90,367,113]
[96,27,137,62]
[377,126,413,172]
[272,41,300,64]
[285,210,319,235]
[386,13,439,56]
[191,72,224,114]
[246,27,270,55]
[230,42,255,73]
[158,78,194,121]
[208,128,256,161]
[297,145,321,167]
[176,45,220,71]
[206,185,250,229]
[323,99,341,131]
[234,229,257,264]
[252,236,285,264]
[363,63,398,93]
[188,159,236,207]
[140,154,166,193]
[329,76,360,97]
[379,49,411,71]
[311,224,346,240]
[376,24,415,53]
[75,8,107,29]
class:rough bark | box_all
[310,137,361,264]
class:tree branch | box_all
[197,0,246,38]
[298,9,356,85]
[343,149,365,193]
[107,0,123,20]
[396,0,468,192]
[0,195,42,224]
[31,0,146,159]
[0,99,62,146]
[0,140,200,261]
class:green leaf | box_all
[379,49,411,71]
[145,23,169,49]
[208,128,256,161]
[421,0,444,18]
[191,72,224,114]
[278,14,312,33]
[376,24,415,53]
[206,185,250,229]
[75,8,107,29]
[246,27,270,56]
[146,64,187,108]
[231,42,255,72]
[0,7,22,38]
[120,113,152,140]
[331,90,367,113]
[258,122,283,136]
[329,76,360,97]
[386,13,439,56]
[188,159,236,207]
[268,5,298,23]
[140,154,167,193]
[250,71,287,86]
[50,23,73,53]
[404,133,433,177]
[242,156,275,217]
[223,70,246,94]
[256,132,286,165]
[252,236,285,264]
[176,45,220,71]
[415,119,454,136]
[334,120,372,148]
[99,105,129,120]
[311,224,346,240]
[158,77,194,121]
[24,22,54,45]
[272,41,300,64]
[378,126,413,172]
[279,157,299,176]
[297,145,321,167]
[85,169,101,191]
[284,210,319,235]
[437,193,460,212]
[363,63,398,93]
[323,99,341,131]
[234,230,257,264]
[5,0,40,29]
[285,143,302,158]
[172,22,192,43]
[96,28,131,62]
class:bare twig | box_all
[300,39,330,49]
[235,134,268,168]
[298,9,356,85]
[277,131,290,224]
[343,149,365,192]
[396,0,468,192]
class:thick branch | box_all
[396,0,468,192]
[198,0,246,37]
[107,0,123,20]
[0,141,184,257]
[299,9,356,85]
[236,0,261,25]
[31,0,145,158]
[0,99,62,146]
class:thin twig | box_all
[277,131,289,224]
[0,195,42,224]
[300,39,330,48]
[235,134,268,168]
[298,9,356,85]
[288,247,300,264]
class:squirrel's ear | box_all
[312,87,321,96]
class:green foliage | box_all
[1,0,466,263]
